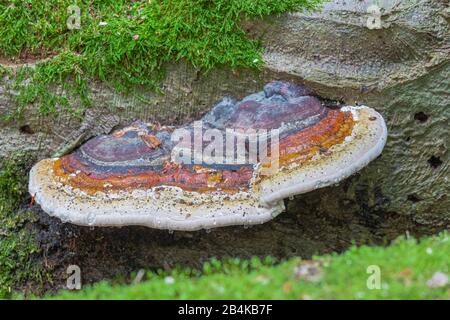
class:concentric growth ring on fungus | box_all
[29,81,387,230]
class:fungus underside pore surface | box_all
[0,0,324,120]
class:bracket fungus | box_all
[29,81,387,231]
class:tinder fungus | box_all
[29,81,387,231]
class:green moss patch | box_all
[0,154,43,298]
[48,232,449,300]
[0,0,323,120]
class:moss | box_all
[0,153,43,298]
[0,64,6,77]
[0,0,323,120]
[45,232,449,300]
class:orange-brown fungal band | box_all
[53,157,254,194]
[52,110,355,195]
[29,81,386,230]
[277,110,354,168]
[259,106,387,205]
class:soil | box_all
[0,51,55,69]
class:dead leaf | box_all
[293,261,323,283]
[282,281,292,293]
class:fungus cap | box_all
[29,81,387,231]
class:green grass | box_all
[47,232,449,300]
[0,154,44,299]
[0,0,323,120]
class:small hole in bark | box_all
[19,125,34,134]
[406,136,411,142]
[414,112,429,123]
[407,194,421,203]
[428,156,442,169]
